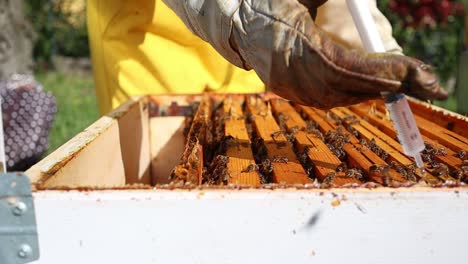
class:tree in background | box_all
[378,0,466,85]
[25,0,89,69]
[0,0,36,78]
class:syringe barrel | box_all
[385,94,425,156]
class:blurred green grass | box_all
[37,72,99,154]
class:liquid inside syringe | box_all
[385,93,426,173]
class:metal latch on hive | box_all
[0,173,40,264]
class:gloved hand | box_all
[163,0,448,108]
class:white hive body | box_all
[24,94,468,264]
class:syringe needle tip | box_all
[414,154,425,169]
[413,154,427,175]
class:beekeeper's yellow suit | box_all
[87,0,264,114]
[88,0,400,114]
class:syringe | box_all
[346,0,426,170]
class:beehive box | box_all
[26,94,468,264]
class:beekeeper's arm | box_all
[163,0,447,108]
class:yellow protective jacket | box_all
[87,0,400,114]
[87,0,265,114]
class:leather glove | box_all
[163,0,448,108]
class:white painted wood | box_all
[31,189,468,264]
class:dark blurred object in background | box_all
[1,74,56,171]
[379,0,465,87]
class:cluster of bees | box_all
[172,98,467,187]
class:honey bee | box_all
[307,127,324,141]
[290,126,299,135]
[463,160,468,167]
[382,174,392,187]
[241,164,259,173]
[369,165,392,186]
[343,115,359,125]
[456,150,466,159]
[424,142,434,150]
[336,162,347,172]
[433,163,449,177]
[271,130,282,139]
[298,147,310,165]
[429,160,439,169]
[259,159,274,183]
[345,168,364,181]
[436,148,448,156]
[367,139,389,160]
[421,153,432,162]
[284,132,296,143]
[348,126,359,138]
[326,112,341,124]
[272,155,289,163]
[453,169,466,181]
[305,120,318,132]
[279,113,289,120]
[322,172,336,185]
[277,113,290,128]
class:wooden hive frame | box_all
[26,93,468,190]
[163,94,467,188]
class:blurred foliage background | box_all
[20,0,467,153]
[378,0,466,84]
[24,0,97,153]
[25,0,89,69]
